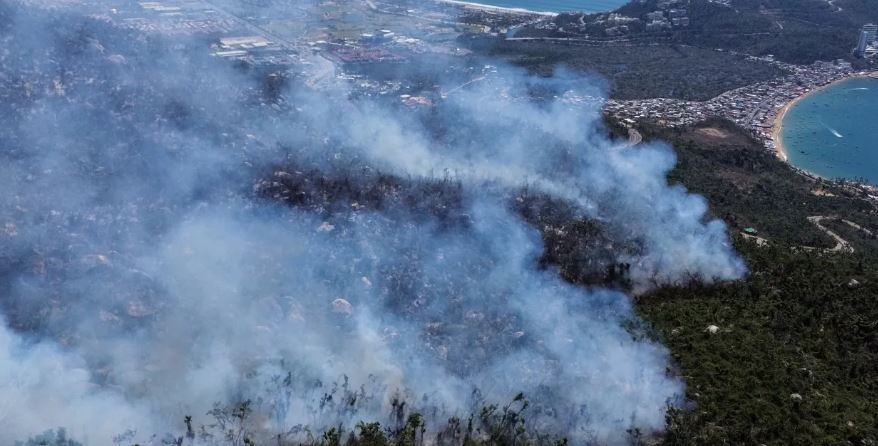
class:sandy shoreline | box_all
[771,71,878,163]
[437,0,558,16]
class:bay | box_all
[781,77,878,185]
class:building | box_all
[219,36,270,49]
[856,30,870,58]
[863,23,878,43]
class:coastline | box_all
[436,0,558,16]
[771,71,878,164]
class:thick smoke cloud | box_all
[0,1,744,444]
[309,72,742,286]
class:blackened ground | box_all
[255,166,635,290]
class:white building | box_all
[857,30,870,58]
[863,23,878,43]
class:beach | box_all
[771,71,878,163]
[441,0,629,13]
[437,0,557,16]
[771,95,799,161]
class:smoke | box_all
[0,1,745,444]
[0,320,157,444]
[307,69,743,286]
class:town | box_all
[605,57,863,152]
[16,0,878,157]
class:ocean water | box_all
[781,77,878,185]
[461,0,630,13]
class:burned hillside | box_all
[0,2,744,445]
[254,166,637,288]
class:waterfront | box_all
[452,0,629,13]
[780,77,878,185]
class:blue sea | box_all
[465,0,630,13]
[781,77,878,185]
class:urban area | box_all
[17,0,878,156]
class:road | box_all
[440,75,486,98]
[742,216,874,253]
[304,54,336,88]
[622,127,642,147]
[808,216,853,253]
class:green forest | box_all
[633,118,878,445]
[468,39,785,101]
[617,0,878,64]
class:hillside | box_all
[3,0,878,445]
[614,0,878,64]
[469,0,878,102]
[630,118,878,445]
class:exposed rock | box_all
[273,170,295,180]
[332,298,353,315]
[106,54,127,64]
[81,254,111,268]
[99,309,120,322]
[126,299,155,318]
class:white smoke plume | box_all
[0,1,745,444]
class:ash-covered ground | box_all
[0,2,745,445]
